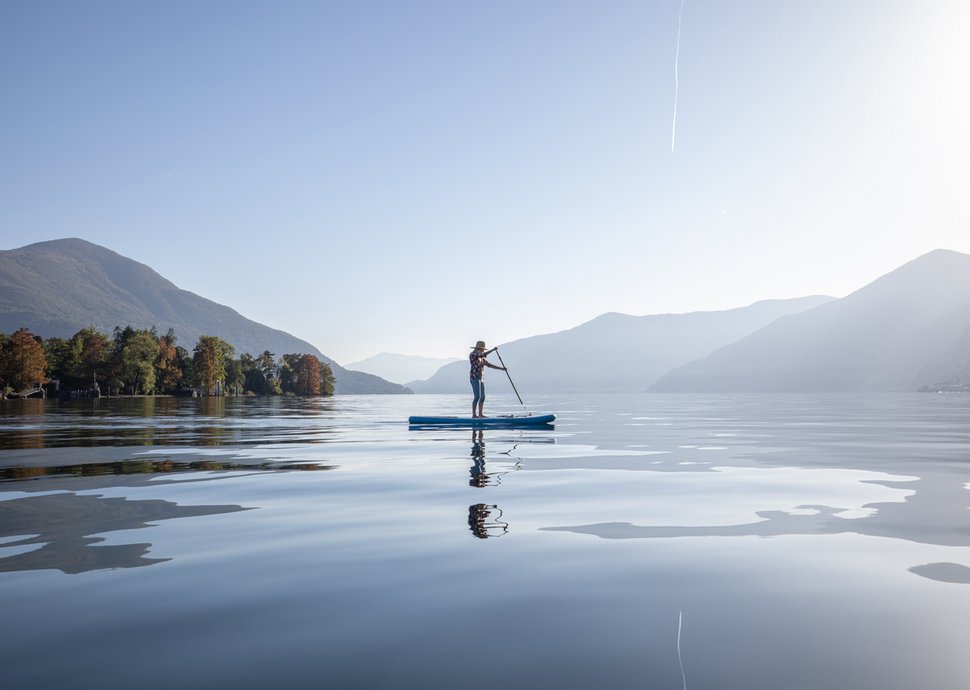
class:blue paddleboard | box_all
[408,413,556,427]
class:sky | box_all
[1,0,968,364]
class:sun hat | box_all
[471,340,486,349]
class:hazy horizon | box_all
[2,1,968,362]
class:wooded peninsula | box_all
[0,326,334,399]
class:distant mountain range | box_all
[410,296,833,393]
[649,249,970,392]
[9,240,966,396]
[0,238,407,394]
[409,248,970,394]
[345,353,461,385]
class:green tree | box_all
[240,350,281,395]
[259,350,282,394]
[240,353,260,393]
[43,337,75,383]
[0,328,48,393]
[226,358,244,396]
[319,360,335,396]
[106,326,138,394]
[278,353,300,394]
[174,345,193,389]
[121,330,160,394]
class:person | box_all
[469,340,506,418]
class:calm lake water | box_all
[2,393,970,689]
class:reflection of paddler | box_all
[467,503,508,539]
[469,429,487,488]
[469,429,524,488]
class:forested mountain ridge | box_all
[0,238,407,394]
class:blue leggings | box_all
[470,377,485,406]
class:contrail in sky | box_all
[677,610,687,689]
[671,0,686,152]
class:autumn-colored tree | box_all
[74,327,110,386]
[295,354,321,395]
[0,332,9,392]
[0,328,48,393]
[192,335,234,395]
[279,353,334,396]
[155,329,183,392]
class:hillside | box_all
[649,249,970,392]
[0,238,408,394]
[410,296,833,393]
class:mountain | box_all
[0,238,408,394]
[649,249,970,392]
[409,296,833,394]
[344,353,461,385]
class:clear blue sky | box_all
[2,1,968,363]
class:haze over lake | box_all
[4,3,970,687]
[3,393,970,689]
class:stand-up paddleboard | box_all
[408,413,556,427]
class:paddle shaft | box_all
[493,348,526,409]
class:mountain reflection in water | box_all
[0,458,333,574]
[0,490,250,574]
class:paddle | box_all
[493,347,528,413]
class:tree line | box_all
[0,326,335,398]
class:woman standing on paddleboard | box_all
[470,340,506,418]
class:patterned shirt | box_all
[469,350,488,380]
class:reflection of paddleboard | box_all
[408,413,556,427]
